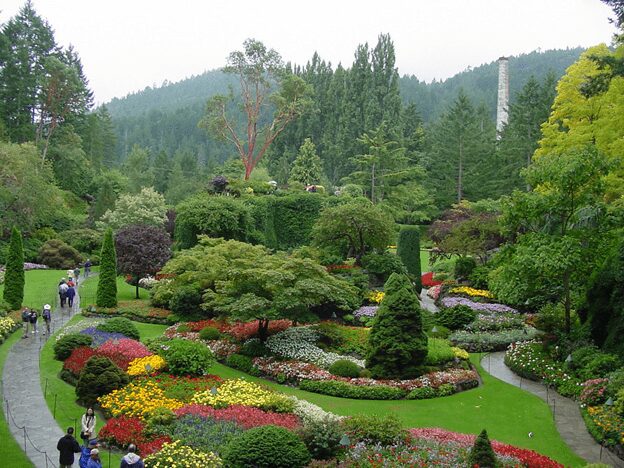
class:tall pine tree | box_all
[96,228,117,307]
[3,226,24,310]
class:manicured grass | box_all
[0,330,34,467]
[210,354,586,467]
[421,248,430,273]
[0,268,69,309]
[79,273,149,306]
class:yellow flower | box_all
[450,286,494,299]
[98,380,183,419]
[127,355,166,376]
[367,290,385,304]
[191,379,293,412]
[451,347,470,360]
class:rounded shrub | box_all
[76,356,129,405]
[159,339,215,376]
[607,368,624,397]
[435,305,476,330]
[328,359,361,378]
[38,239,83,269]
[240,338,270,357]
[222,425,311,468]
[226,353,254,373]
[199,326,221,341]
[341,414,406,446]
[578,354,620,381]
[407,386,437,400]
[54,333,93,361]
[96,317,140,340]
[169,285,203,317]
[299,417,344,460]
[454,256,477,281]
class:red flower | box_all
[174,404,301,430]
[96,338,152,370]
[63,346,97,376]
[421,272,443,288]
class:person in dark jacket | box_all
[120,444,144,468]
[66,285,76,308]
[29,308,38,334]
[57,427,81,468]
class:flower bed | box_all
[164,319,292,342]
[96,338,153,370]
[465,313,525,332]
[83,300,172,324]
[353,305,378,319]
[450,327,541,352]
[0,316,19,344]
[449,286,494,299]
[99,380,185,419]
[98,415,171,456]
[79,327,128,347]
[441,296,518,314]
[427,284,442,300]
[127,355,166,376]
[144,440,222,467]
[191,379,293,412]
[63,346,98,377]
[422,271,443,288]
[583,406,624,448]
[174,404,300,430]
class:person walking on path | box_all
[74,267,81,285]
[21,307,30,338]
[59,279,68,307]
[29,308,38,334]
[57,427,81,468]
[66,284,77,309]
[79,440,99,468]
[86,449,102,468]
[84,259,92,278]
[120,444,144,468]
[42,304,52,335]
[81,407,96,445]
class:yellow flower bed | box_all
[191,378,293,412]
[99,380,183,419]
[144,440,222,467]
[0,316,16,338]
[367,290,385,304]
[127,355,166,376]
[451,347,470,360]
[450,286,494,299]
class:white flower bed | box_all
[55,318,105,341]
[266,326,365,368]
[287,395,343,424]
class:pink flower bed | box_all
[228,320,292,341]
[63,346,98,376]
[174,404,300,430]
[253,357,334,381]
[206,340,240,360]
[164,319,293,342]
[96,338,152,370]
[409,428,563,468]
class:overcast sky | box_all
[0,0,617,104]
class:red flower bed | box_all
[228,319,292,341]
[409,428,563,468]
[165,319,293,341]
[96,339,152,370]
[63,346,97,376]
[99,416,171,456]
[174,404,301,430]
[185,319,230,333]
[421,272,442,288]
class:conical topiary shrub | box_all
[468,429,498,468]
[96,228,117,307]
[397,225,422,292]
[3,226,24,310]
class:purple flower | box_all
[79,327,127,347]
[441,297,517,314]
[354,306,378,318]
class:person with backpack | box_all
[21,307,30,338]
[29,308,38,334]
[84,259,92,278]
[42,304,52,335]
[74,267,81,285]
[66,284,76,308]
[59,279,69,307]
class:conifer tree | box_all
[397,226,422,292]
[289,138,323,186]
[3,226,25,310]
[96,228,117,307]
[366,273,428,379]
[468,429,498,468]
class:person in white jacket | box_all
[80,407,96,445]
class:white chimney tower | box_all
[496,57,509,139]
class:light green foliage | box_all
[3,227,24,310]
[96,228,117,308]
[289,138,323,186]
[98,186,167,230]
[159,339,215,376]
[312,198,394,264]
[367,273,428,378]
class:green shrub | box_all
[3,226,24,310]
[397,225,422,292]
[469,264,491,289]
[226,353,254,373]
[361,252,407,286]
[571,345,600,370]
[425,338,456,365]
[606,368,624,397]
[435,305,477,331]
[299,380,405,400]
[468,429,498,468]
[159,339,215,376]
[176,324,191,333]
[438,383,456,397]
[169,285,203,317]
[199,326,221,341]
[406,386,437,400]
[615,389,624,416]
[341,414,406,446]
[54,334,93,360]
[299,417,345,460]
[58,228,102,255]
[222,425,311,468]
[96,228,117,308]
[38,239,83,269]
[328,359,361,378]
[367,273,428,379]
[240,339,270,357]
[76,356,129,405]
[578,354,620,381]
[537,302,581,334]
[454,256,477,281]
[96,317,140,340]
[145,407,176,435]
[427,324,451,339]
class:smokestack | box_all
[496,56,509,139]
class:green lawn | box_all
[209,355,586,467]
[0,268,69,309]
[421,249,430,273]
[78,272,149,306]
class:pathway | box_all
[420,287,439,313]
[2,276,86,468]
[482,352,624,468]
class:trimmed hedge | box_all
[54,334,93,361]
[299,380,406,400]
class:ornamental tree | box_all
[115,224,171,299]
[366,273,428,379]
[98,187,167,231]
[312,198,394,265]
[468,429,498,468]
[96,228,117,307]
[3,226,24,310]
[289,138,323,186]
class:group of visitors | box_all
[57,408,144,467]
[21,304,52,337]
[59,274,77,308]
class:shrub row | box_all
[299,380,406,400]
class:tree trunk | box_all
[457,137,464,203]
[135,282,140,299]
[244,160,253,180]
[371,162,376,203]
[563,271,571,335]
[258,318,270,342]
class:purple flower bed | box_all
[354,305,378,318]
[441,297,518,314]
[79,327,127,347]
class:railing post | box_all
[44,378,48,398]
[53,394,57,418]
[23,427,26,452]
